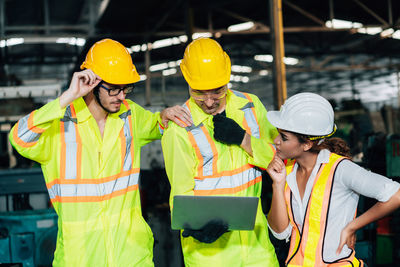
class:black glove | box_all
[213,113,246,145]
[182,219,228,243]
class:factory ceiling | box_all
[1,0,400,112]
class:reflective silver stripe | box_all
[62,106,78,180]
[119,109,133,171]
[48,172,140,199]
[17,114,41,144]
[231,90,260,138]
[194,167,261,191]
[184,104,214,176]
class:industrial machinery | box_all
[0,169,57,267]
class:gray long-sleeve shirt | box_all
[268,149,400,262]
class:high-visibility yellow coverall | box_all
[161,89,279,266]
[9,97,162,266]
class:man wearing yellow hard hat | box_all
[161,38,279,266]
[9,38,191,266]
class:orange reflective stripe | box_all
[46,168,140,188]
[50,184,139,203]
[184,102,204,176]
[48,170,140,203]
[184,101,214,177]
[11,122,37,148]
[195,175,261,196]
[243,92,259,125]
[194,164,261,195]
[12,112,46,148]
[242,117,251,135]
[120,101,135,172]
[27,111,46,134]
[188,131,205,176]
[195,163,254,180]
[232,90,260,138]
[285,184,302,265]
[200,125,218,174]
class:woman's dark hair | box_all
[294,133,352,158]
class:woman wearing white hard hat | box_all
[266,92,400,266]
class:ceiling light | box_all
[230,74,249,83]
[149,63,169,72]
[192,32,212,39]
[56,37,85,46]
[228,21,255,32]
[254,55,273,62]
[254,55,298,65]
[0,38,24,47]
[231,65,252,73]
[381,28,394,38]
[357,27,382,35]
[325,19,363,29]
[392,30,400,40]
[162,68,177,76]
[259,70,268,76]
[283,57,299,65]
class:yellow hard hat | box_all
[80,38,140,84]
[180,38,231,90]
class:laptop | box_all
[171,195,259,230]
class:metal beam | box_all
[283,0,325,26]
[214,8,269,30]
[145,47,151,106]
[43,0,50,34]
[388,0,393,25]
[5,25,89,31]
[329,0,334,22]
[143,0,184,42]
[269,0,287,109]
[352,0,389,27]
[0,0,5,38]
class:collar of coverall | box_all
[70,96,129,123]
[188,89,250,126]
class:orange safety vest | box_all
[284,153,364,267]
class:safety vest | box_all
[10,98,158,267]
[184,90,262,195]
[284,153,363,267]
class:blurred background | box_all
[1,0,400,266]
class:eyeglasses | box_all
[99,82,134,96]
[190,87,227,101]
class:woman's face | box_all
[274,129,308,160]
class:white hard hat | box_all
[267,92,336,138]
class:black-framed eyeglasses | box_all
[99,82,134,96]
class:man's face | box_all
[190,85,227,115]
[96,82,133,113]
